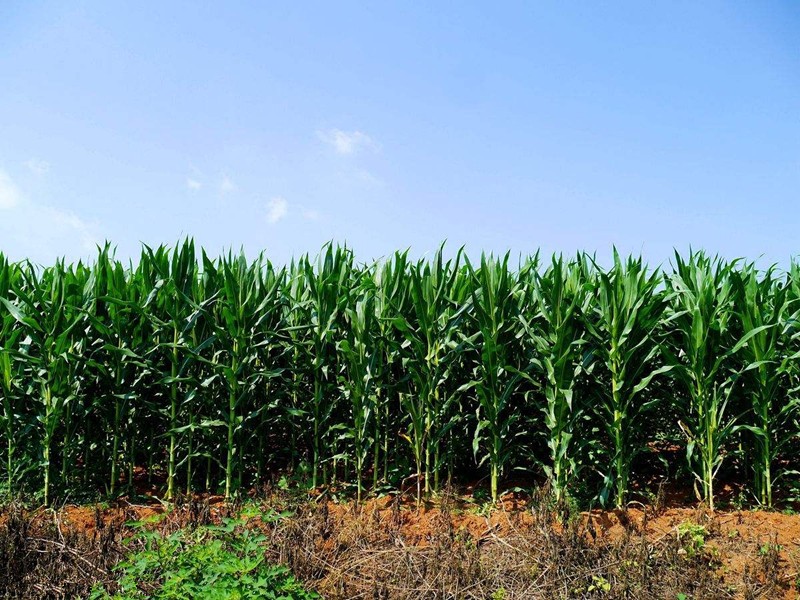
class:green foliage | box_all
[759,542,782,556]
[732,263,800,507]
[586,251,671,507]
[392,245,471,501]
[1,241,800,510]
[467,252,524,502]
[521,254,593,503]
[89,518,318,600]
[676,522,708,558]
[664,252,768,510]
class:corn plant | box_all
[85,245,151,496]
[370,251,409,487]
[585,252,671,507]
[58,263,95,493]
[339,281,378,502]
[202,252,278,498]
[0,255,25,496]
[664,252,770,510]
[522,255,592,503]
[302,244,352,488]
[282,261,312,475]
[2,240,800,508]
[463,253,525,502]
[165,257,221,495]
[732,263,800,507]
[249,264,288,488]
[141,241,201,500]
[392,247,470,502]
[1,260,92,504]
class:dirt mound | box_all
[4,493,800,599]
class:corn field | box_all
[1,242,799,510]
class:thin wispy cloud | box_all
[301,207,320,221]
[317,129,378,155]
[39,206,98,252]
[0,170,22,210]
[265,197,288,224]
[24,159,50,176]
[355,168,383,187]
[219,175,237,195]
[186,177,202,191]
[0,169,101,262]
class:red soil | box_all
[27,492,800,599]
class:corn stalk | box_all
[522,255,592,504]
[732,263,800,507]
[465,253,524,503]
[664,252,769,510]
[585,251,671,507]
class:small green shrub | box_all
[89,517,318,600]
[759,542,782,556]
[676,522,708,558]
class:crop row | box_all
[1,241,798,509]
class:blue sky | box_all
[0,2,798,267]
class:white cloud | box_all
[0,170,22,209]
[355,168,383,187]
[186,177,202,191]
[301,207,320,221]
[24,159,50,176]
[38,206,98,253]
[317,129,378,155]
[265,197,288,224]
[0,169,101,263]
[220,175,237,195]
